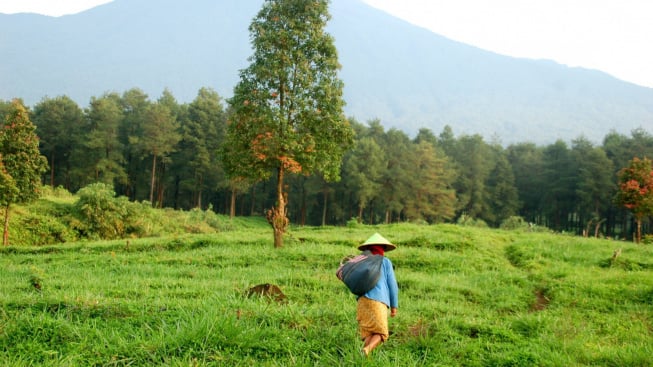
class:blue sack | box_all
[336,250,383,296]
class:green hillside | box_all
[1,222,651,366]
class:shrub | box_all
[13,212,77,246]
[457,214,488,228]
[39,185,75,200]
[122,200,162,237]
[73,183,131,240]
[346,217,362,228]
[500,216,528,230]
[186,206,228,232]
[71,184,178,240]
[500,216,552,233]
[11,184,256,245]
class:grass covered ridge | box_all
[1,223,652,366]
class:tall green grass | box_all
[1,223,651,366]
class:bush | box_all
[13,212,78,246]
[122,200,163,237]
[500,216,552,233]
[186,206,228,233]
[9,191,78,246]
[13,184,265,245]
[73,183,132,240]
[500,216,528,230]
[457,214,488,228]
[346,217,362,228]
[71,183,182,240]
[642,234,653,245]
[39,185,75,200]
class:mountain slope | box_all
[1,0,652,144]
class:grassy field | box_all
[0,221,652,366]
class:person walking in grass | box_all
[356,233,399,357]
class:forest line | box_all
[2,88,652,240]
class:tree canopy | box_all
[224,0,353,247]
[616,157,653,243]
[3,86,652,243]
[0,100,48,245]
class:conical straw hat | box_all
[357,232,396,251]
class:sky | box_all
[0,0,113,16]
[363,0,653,88]
[1,0,651,88]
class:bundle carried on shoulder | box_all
[336,250,383,296]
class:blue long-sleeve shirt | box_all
[362,257,398,309]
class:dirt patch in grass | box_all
[246,283,287,303]
[530,288,550,312]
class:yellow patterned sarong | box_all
[356,296,389,341]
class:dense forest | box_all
[1,88,652,240]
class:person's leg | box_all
[362,333,383,356]
[357,297,389,356]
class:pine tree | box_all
[486,151,519,226]
[178,88,226,209]
[0,100,48,245]
[343,137,384,223]
[139,103,181,206]
[32,95,85,189]
[404,141,456,222]
[85,93,127,186]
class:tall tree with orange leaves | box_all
[615,157,653,243]
[223,0,353,247]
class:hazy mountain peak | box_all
[1,0,651,145]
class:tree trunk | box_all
[267,166,288,248]
[368,203,374,225]
[635,217,642,243]
[173,175,180,210]
[50,155,55,187]
[230,187,237,219]
[3,204,10,246]
[156,162,166,208]
[321,189,328,226]
[149,155,157,204]
[594,219,606,238]
[196,174,204,209]
[156,183,164,209]
[250,185,256,216]
[300,183,306,226]
[584,219,593,237]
